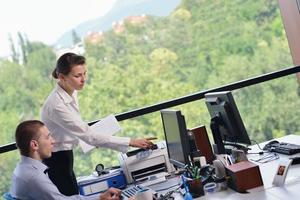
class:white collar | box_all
[20,155,48,172]
[55,83,77,104]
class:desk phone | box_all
[263,141,300,155]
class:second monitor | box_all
[160,109,195,168]
[205,91,251,154]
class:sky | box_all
[0,0,117,57]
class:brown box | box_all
[225,161,263,192]
[189,125,214,164]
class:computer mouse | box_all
[150,144,158,150]
[263,140,279,150]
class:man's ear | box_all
[30,140,39,151]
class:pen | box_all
[184,165,193,178]
[192,166,198,179]
[193,167,200,179]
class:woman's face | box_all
[61,64,87,91]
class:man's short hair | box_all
[15,120,45,156]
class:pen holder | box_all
[186,177,204,198]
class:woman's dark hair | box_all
[15,120,45,156]
[52,52,86,79]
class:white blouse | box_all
[41,84,130,153]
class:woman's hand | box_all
[129,137,157,149]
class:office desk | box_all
[248,135,300,187]
[87,135,300,199]
[202,135,300,199]
[151,135,300,200]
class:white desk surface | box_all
[83,135,300,200]
[155,134,300,200]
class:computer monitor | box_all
[205,91,251,154]
[160,110,191,168]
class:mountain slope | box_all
[54,0,181,49]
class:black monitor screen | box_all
[161,110,190,168]
[205,91,251,154]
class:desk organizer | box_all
[225,161,263,192]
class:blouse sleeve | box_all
[51,103,130,152]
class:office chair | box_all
[3,192,18,200]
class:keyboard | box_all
[270,142,300,155]
[121,185,154,199]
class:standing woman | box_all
[41,52,154,196]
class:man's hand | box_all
[100,187,121,200]
[129,137,157,149]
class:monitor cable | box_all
[248,140,265,155]
[248,139,279,163]
[250,152,279,163]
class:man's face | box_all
[35,126,54,159]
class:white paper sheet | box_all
[79,114,122,153]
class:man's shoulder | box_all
[15,162,39,173]
[11,164,49,200]
[13,163,37,183]
[16,157,47,176]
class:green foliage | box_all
[0,151,19,196]
[171,8,192,21]
[0,0,299,195]
[0,43,56,194]
[8,34,18,63]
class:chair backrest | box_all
[3,193,18,200]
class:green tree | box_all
[8,33,19,63]
[17,31,28,64]
[1,0,299,196]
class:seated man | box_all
[10,120,122,200]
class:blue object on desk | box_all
[203,182,217,194]
[3,193,18,200]
[78,169,127,196]
[181,175,193,200]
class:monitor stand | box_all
[210,115,226,154]
[210,116,250,155]
[224,142,250,154]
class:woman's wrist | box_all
[129,139,135,147]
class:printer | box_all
[118,141,175,184]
